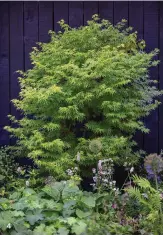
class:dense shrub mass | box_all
[6,15,162,178]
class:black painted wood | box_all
[129,1,144,149]
[24,2,39,70]
[0,2,10,145]
[144,2,159,154]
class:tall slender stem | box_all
[120,172,130,191]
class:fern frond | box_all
[133,175,156,193]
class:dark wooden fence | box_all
[0,1,163,155]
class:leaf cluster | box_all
[0,180,131,235]
[126,175,163,235]
[0,146,42,196]
[1,175,163,235]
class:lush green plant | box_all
[1,152,163,234]
[0,146,41,195]
[0,147,16,186]
[2,176,162,235]
[126,175,163,235]
[5,15,162,178]
[0,146,24,196]
[0,179,134,235]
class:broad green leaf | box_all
[13,218,30,233]
[25,195,42,209]
[62,200,76,217]
[42,211,59,222]
[25,209,43,225]
[42,185,60,201]
[50,181,65,192]
[62,208,75,218]
[63,200,76,209]
[76,209,91,219]
[0,211,16,231]
[67,217,77,225]
[62,185,82,201]
[11,231,33,235]
[13,211,25,217]
[9,191,21,200]
[80,196,96,208]
[23,188,36,197]
[33,223,46,234]
[42,199,63,211]
[71,221,87,235]
[33,224,57,235]
[57,227,69,235]
[12,198,28,210]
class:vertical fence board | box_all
[54,2,68,32]
[114,1,128,24]
[113,2,128,183]
[144,2,159,154]
[98,1,113,23]
[159,2,163,152]
[69,2,83,28]
[84,2,98,25]
[0,2,10,145]
[129,2,144,149]
[129,2,143,39]
[39,2,53,42]
[24,2,39,70]
[10,2,24,123]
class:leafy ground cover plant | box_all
[5,15,162,178]
[0,180,133,235]
[1,176,163,235]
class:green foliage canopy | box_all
[6,15,162,178]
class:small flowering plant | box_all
[144,153,163,181]
[66,166,81,185]
[91,158,118,193]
